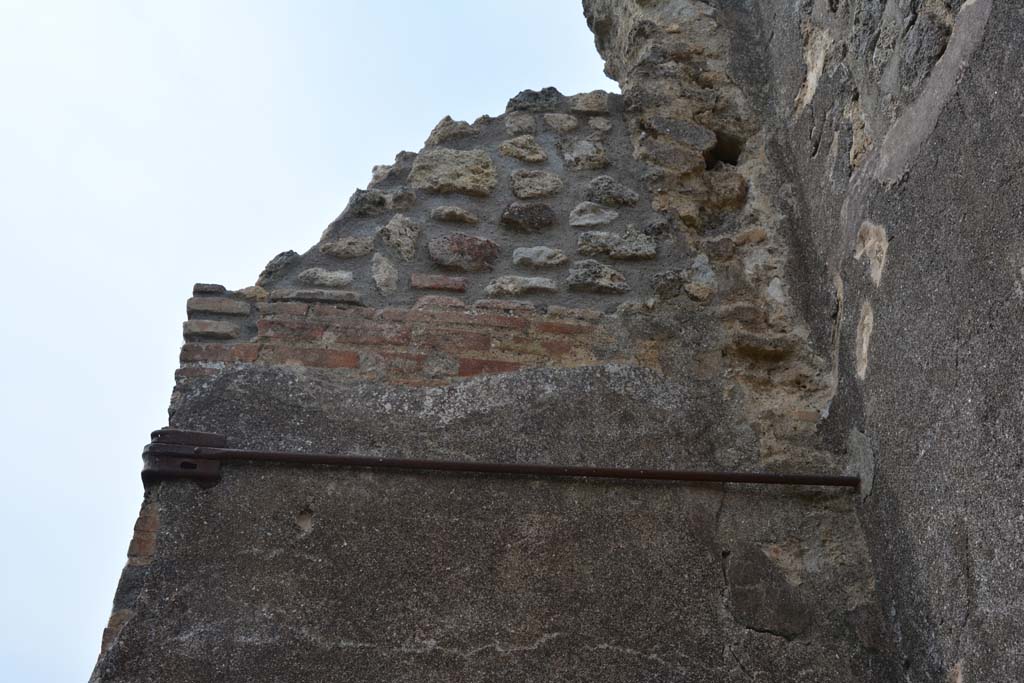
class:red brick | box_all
[324,321,410,346]
[414,295,466,310]
[260,345,359,369]
[180,343,259,363]
[472,299,536,313]
[410,273,467,292]
[186,296,250,316]
[534,320,595,336]
[183,320,240,340]
[256,319,325,341]
[307,303,378,321]
[458,357,523,377]
[379,308,411,322]
[465,313,531,330]
[269,288,363,305]
[540,339,575,356]
[415,328,492,352]
[383,308,530,331]
[256,302,309,316]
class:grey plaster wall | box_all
[722,0,1024,679]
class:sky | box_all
[0,2,616,679]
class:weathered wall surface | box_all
[93,0,1024,680]
[702,0,1022,680]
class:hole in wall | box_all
[296,507,314,535]
[179,461,198,470]
[705,131,745,169]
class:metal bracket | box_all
[141,430,224,488]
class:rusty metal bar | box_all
[142,431,860,489]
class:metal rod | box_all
[150,443,859,488]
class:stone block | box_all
[410,148,497,196]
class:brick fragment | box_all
[414,295,466,310]
[260,345,359,369]
[323,321,410,346]
[535,320,595,336]
[306,304,377,321]
[411,273,467,292]
[183,320,240,340]
[473,299,536,313]
[180,343,259,363]
[416,329,492,352]
[255,302,309,317]
[269,289,363,305]
[256,319,325,341]
[540,339,575,356]
[458,357,523,377]
[187,297,250,316]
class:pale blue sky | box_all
[0,2,615,679]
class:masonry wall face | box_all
[92,0,1024,680]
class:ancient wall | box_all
[95,1,1024,681]
[708,0,1022,680]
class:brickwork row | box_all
[173,287,649,408]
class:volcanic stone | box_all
[569,90,609,114]
[379,215,420,261]
[485,276,558,297]
[428,233,499,272]
[562,139,608,170]
[584,176,639,206]
[256,250,299,286]
[504,111,536,135]
[506,87,565,112]
[320,236,375,259]
[577,230,656,260]
[499,135,548,163]
[371,253,398,294]
[544,113,579,132]
[569,202,619,227]
[297,268,354,289]
[409,148,497,196]
[566,260,630,293]
[500,202,557,232]
[340,188,416,218]
[512,246,568,268]
[430,206,480,224]
[511,170,564,199]
[425,115,476,146]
